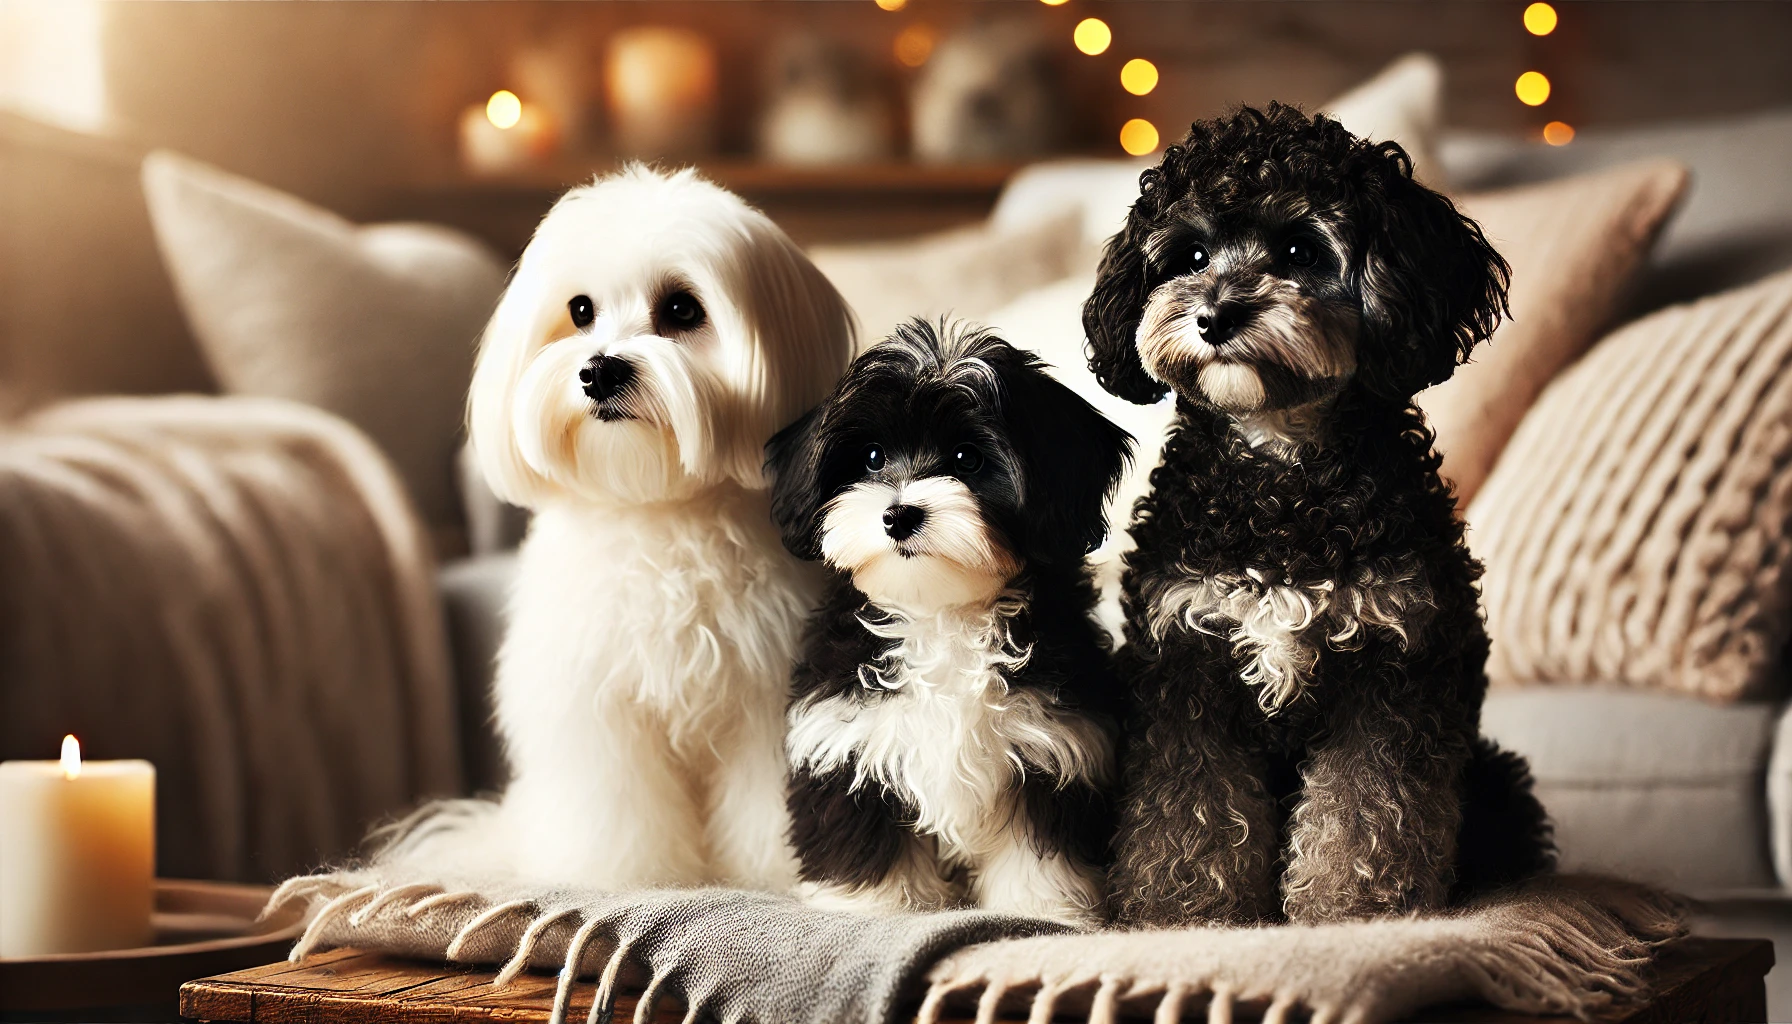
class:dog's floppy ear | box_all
[1355,144,1510,401]
[1003,355,1135,565]
[1083,174,1173,406]
[764,404,829,560]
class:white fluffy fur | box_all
[788,596,1110,923]
[819,476,1019,615]
[397,167,853,891]
[1144,561,1433,714]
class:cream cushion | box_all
[1481,688,1779,891]
[142,152,505,542]
[1320,52,1447,186]
[989,53,1450,254]
[1419,160,1689,505]
[1470,267,1792,702]
[0,112,213,405]
[809,211,1084,348]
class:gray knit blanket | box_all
[270,869,1684,1024]
[0,396,460,881]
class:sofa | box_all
[6,76,1792,1016]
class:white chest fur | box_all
[497,487,818,754]
[786,597,1109,859]
[1144,560,1433,714]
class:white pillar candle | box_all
[0,736,155,956]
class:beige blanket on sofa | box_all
[0,395,460,880]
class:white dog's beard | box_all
[820,477,1018,614]
[511,330,743,504]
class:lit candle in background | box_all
[459,88,560,176]
[0,736,155,956]
[604,26,719,159]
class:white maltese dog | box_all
[397,166,853,891]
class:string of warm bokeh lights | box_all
[1065,10,1163,156]
[479,1,1584,165]
[1520,2,1574,146]
[872,0,1163,157]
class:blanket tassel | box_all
[1263,993,1298,1024]
[1207,984,1235,1024]
[973,978,1011,1024]
[406,889,481,920]
[590,932,639,1024]
[262,873,346,920]
[446,899,533,962]
[550,915,607,1024]
[1026,979,1071,1024]
[350,883,441,927]
[633,970,670,1024]
[916,976,982,1024]
[1154,982,1188,1024]
[289,884,380,961]
[495,908,578,988]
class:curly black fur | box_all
[765,320,1134,919]
[1083,104,1554,927]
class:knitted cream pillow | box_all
[810,210,1084,349]
[1470,267,1792,701]
[142,152,505,547]
[1418,159,1689,507]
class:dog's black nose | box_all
[579,355,636,401]
[883,504,925,541]
[1195,306,1246,346]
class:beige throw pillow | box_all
[142,152,505,544]
[810,211,1084,348]
[1321,52,1447,187]
[1470,267,1792,702]
[0,112,213,404]
[1418,160,1689,506]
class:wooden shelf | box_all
[379,161,1024,256]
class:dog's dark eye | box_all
[656,289,706,332]
[865,445,886,473]
[952,444,984,474]
[1284,238,1318,268]
[1189,245,1211,273]
[569,295,596,329]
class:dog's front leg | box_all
[703,700,800,891]
[1282,699,1467,923]
[787,765,958,913]
[502,698,711,888]
[969,777,1107,927]
[1110,707,1279,926]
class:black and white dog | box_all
[765,320,1132,924]
[1084,105,1555,927]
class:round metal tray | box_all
[0,878,303,1013]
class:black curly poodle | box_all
[1083,103,1555,927]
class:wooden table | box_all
[179,937,1772,1024]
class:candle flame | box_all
[61,734,82,779]
[486,90,522,131]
